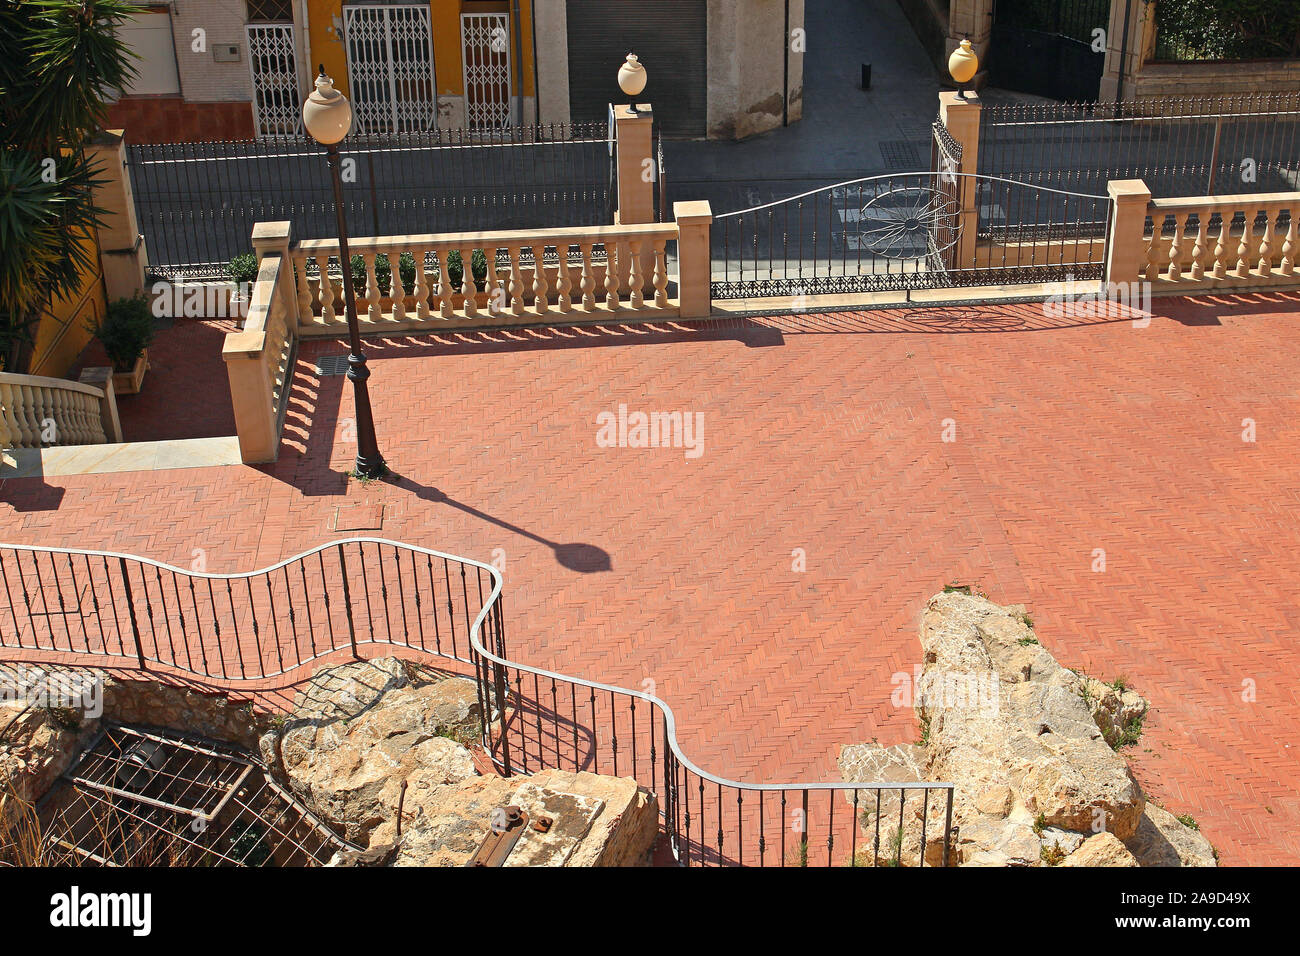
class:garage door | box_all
[566,0,706,139]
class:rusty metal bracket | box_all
[466,805,530,867]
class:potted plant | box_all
[88,293,153,394]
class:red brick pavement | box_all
[71,319,239,443]
[3,292,1299,865]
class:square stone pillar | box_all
[938,91,982,268]
[674,200,713,319]
[615,103,655,226]
[223,329,277,463]
[86,130,148,302]
[1105,179,1153,286]
[251,221,298,327]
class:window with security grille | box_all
[247,0,293,23]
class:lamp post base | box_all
[353,452,387,480]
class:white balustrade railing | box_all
[0,373,114,450]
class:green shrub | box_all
[227,252,259,285]
[347,249,490,297]
[88,294,154,372]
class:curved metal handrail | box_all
[0,537,949,800]
[715,171,1110,220]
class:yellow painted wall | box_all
[306,0,534,101]
[28,228,107,378]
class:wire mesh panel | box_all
[36,724,355,866]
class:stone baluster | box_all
[1189,211,1208,281]
[391,250,407,323]
[0,384,17,449]
[653,239,669,308]
[19,385,41,447]
[1257,208,1276,276]
[579,242,596,311]
[532,245,550,316]
[461,248,478,319]
[1165,213,1185,281]
[1143,219,1159,283]
[1212,214,1228,280]
[33,385,55,445]
[627,239,644,309]
[438,249,455,319]
[319,255,337,323]
[486,247,507,318]
[1280,213,1296,276]
[363,253,381,321]
[604,243,620,310]
[507,245,525,316]
[413,247,430,319]
[1234,211,1251,278]
[555,243,573,312]
[294,253,313,325]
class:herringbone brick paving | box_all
[2,292,1297,865]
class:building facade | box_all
[106,1,803,142]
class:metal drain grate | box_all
[879,140,925,170]
[315,355,350,377]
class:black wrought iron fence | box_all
[711,172,1110,299]
[128,122,615,281]
[0,539,955,867]
[978,93,1300,200]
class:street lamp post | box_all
[302,66,386,479]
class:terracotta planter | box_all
[112,351,148,395]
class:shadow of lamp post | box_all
[302,66,387,479]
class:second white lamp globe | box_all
[618,54,647,98]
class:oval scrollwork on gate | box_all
[858,184,962,259]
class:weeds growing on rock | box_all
[1175,813,1200,831]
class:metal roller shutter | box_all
[566,0,707,139]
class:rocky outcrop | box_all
[262,658,482,843]
[265,658,658,866]
[1127,804,1217,867]
[364,768,658,867]
[838,592,1214,867]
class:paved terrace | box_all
[2,292,1298,865]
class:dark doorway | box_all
[988,0,1109,102]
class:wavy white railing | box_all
[0,538,953,866]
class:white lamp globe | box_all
[303,67,353,145]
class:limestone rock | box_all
[1125,803,1217,867]
[1081,677,1149,749]
[267,658,483,842]
[1061,831,1139,867]
[918,592,1145,843]
[369,769,658,867]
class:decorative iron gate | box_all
[246,23,302,139]
[710,172,1109,299]
[988,0,1109,103]
[461,12,512,131]
[343,3,438,134]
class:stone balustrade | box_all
[0,371,120,449]
[290,209,711,335]
[1107,180,1297,291]
[1145,194,1296,289]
